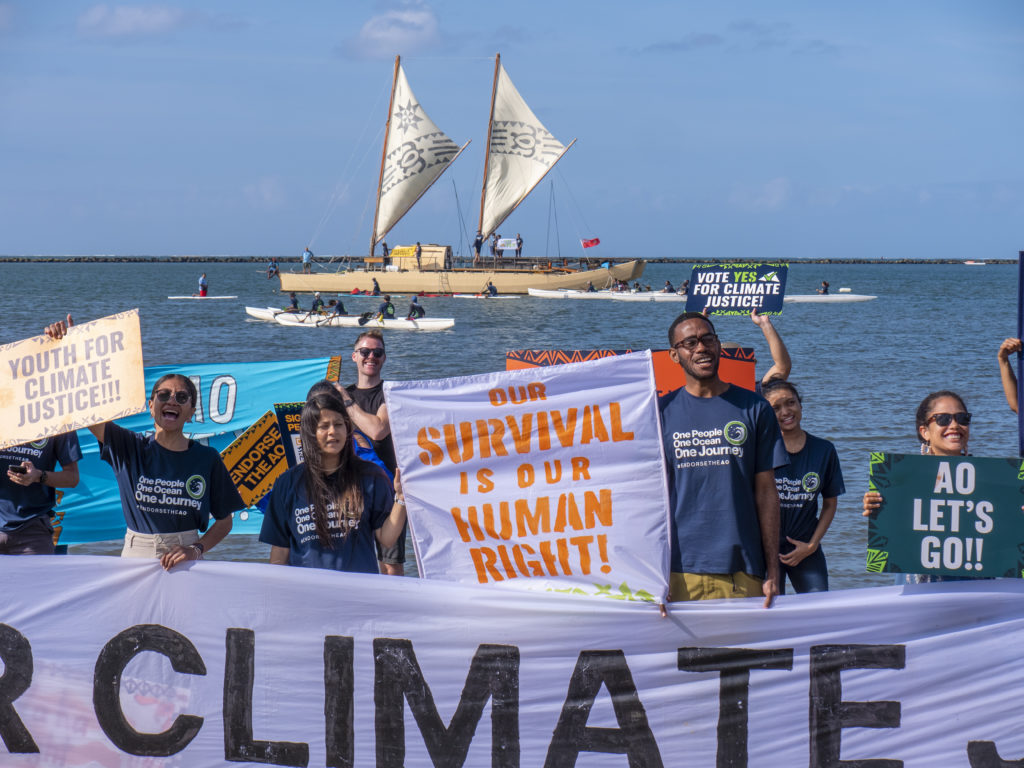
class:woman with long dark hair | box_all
[762,379,844,593]
[259,390,406,571]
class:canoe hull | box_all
[275,313,454,331]
[278,260,646,295]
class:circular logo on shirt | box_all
[30,439,47,449]
[802,472,821,493]
[724,421,747,446]
[186,475,206,500]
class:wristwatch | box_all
[38,471,48,485]
[343,399,355,408]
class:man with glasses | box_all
[660,312,788,607]
[342,330,403,575]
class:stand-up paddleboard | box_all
[168,295,238,300]
[784,294,876,303]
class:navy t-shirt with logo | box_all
[259,461,393,572]
[99,422,244,534]
[0,433,83,532]
[775,432,845,548]
[659,384,788,577]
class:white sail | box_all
[373,65,465,246]
[479,61,573,239]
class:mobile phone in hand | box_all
[8,465,27,474]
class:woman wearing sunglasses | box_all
[762,379,845,594]
[259,390,406,572]
[84,373,244,569]
[863,390,972,582]
[43,317,243,569]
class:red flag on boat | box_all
[580,237,600,249]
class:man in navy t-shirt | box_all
[659,312,788,607]
[1,433,82,554]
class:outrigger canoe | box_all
[527,288,687,302]
[274,312,454,331]
[783,294,877,303]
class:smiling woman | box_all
[43,308,245,569]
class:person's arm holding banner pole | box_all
[754,470,781,608]
[997,338,1021,414]
[1017,250,1023,454]
[375,467,406,551]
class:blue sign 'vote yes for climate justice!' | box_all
[684,263,788,316]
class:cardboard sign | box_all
[388,352,671,601]
[0,310,145,450]
[685,263,788,315]
[506,347,757,395]
[220,411,288,508]
[867,453,1024,578]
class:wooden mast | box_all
[477,53,501,240]
[369,55,401,258]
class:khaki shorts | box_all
[669,571,763,602]
[122,529,200,559]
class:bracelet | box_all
[190,544,204,559]
[38,471,48,485]
[393,497,406,506]
[193,541,205,554]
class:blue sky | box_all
[0,1,1021,260]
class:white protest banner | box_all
[5,557,1024,767]
[0,310,145,450]
[386,351,670,602]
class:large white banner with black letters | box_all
[3,557,1024,766]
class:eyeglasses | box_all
[928,412,972,427]
[672,333,719,352]
[356,348,385,359]
[153,389,191,405]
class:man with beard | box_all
[659,312,787,607]
[342,330,404,575]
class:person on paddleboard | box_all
[197,273,208,297]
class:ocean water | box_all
[2,258,1019,590]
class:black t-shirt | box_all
[345,382,396,473]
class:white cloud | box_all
[78,4,187,39]
[243,177,286,210]
[730,178,791,211]
[341,2,441,60]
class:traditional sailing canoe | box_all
[278,55,645,295]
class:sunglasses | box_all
[673,333,719,352]
[928,412,972,427]
[356,348,385,359]
[153,389,192,405]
